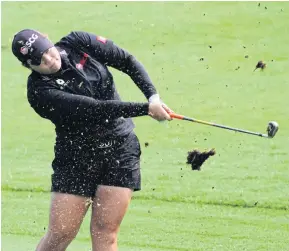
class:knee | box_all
[47,227,79,244]
[90,221,118,243]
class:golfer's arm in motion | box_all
[65,31,158,100]
[28,87,149,124]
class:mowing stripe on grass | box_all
[2,185,288,211]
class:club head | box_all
[267,121,279,138]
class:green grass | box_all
[2,191,288,251]
[2,1,289,251]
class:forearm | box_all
[124,55,158,100]
[30,89,149,124]
[52,99,149,122]
[91,100,149,120]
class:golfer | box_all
[12,29,172,251]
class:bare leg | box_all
[90,185,133,251]
[36,192,91,251]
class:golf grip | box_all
[169,113,267,137]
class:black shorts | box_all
[51,132,141,197]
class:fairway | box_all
[2,1,289,251]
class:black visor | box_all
[12,29,54,65]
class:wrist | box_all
[148,94,161,103]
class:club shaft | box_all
[171,114,268,138]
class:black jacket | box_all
[27,31,157,138]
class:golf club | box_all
[168,112,278,139]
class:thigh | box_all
[48,192,91,233]
[99,132,142,191]
[91,185,133,229]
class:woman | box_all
[11,29,172,251]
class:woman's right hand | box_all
[148,102,172,121]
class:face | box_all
[28,46,61,74]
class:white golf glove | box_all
[148,94,174,117]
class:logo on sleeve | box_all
[96,36,107,44]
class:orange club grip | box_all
[169,113,184,120]
[161,105,184,119]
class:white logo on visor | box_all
[25,34,39,47]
